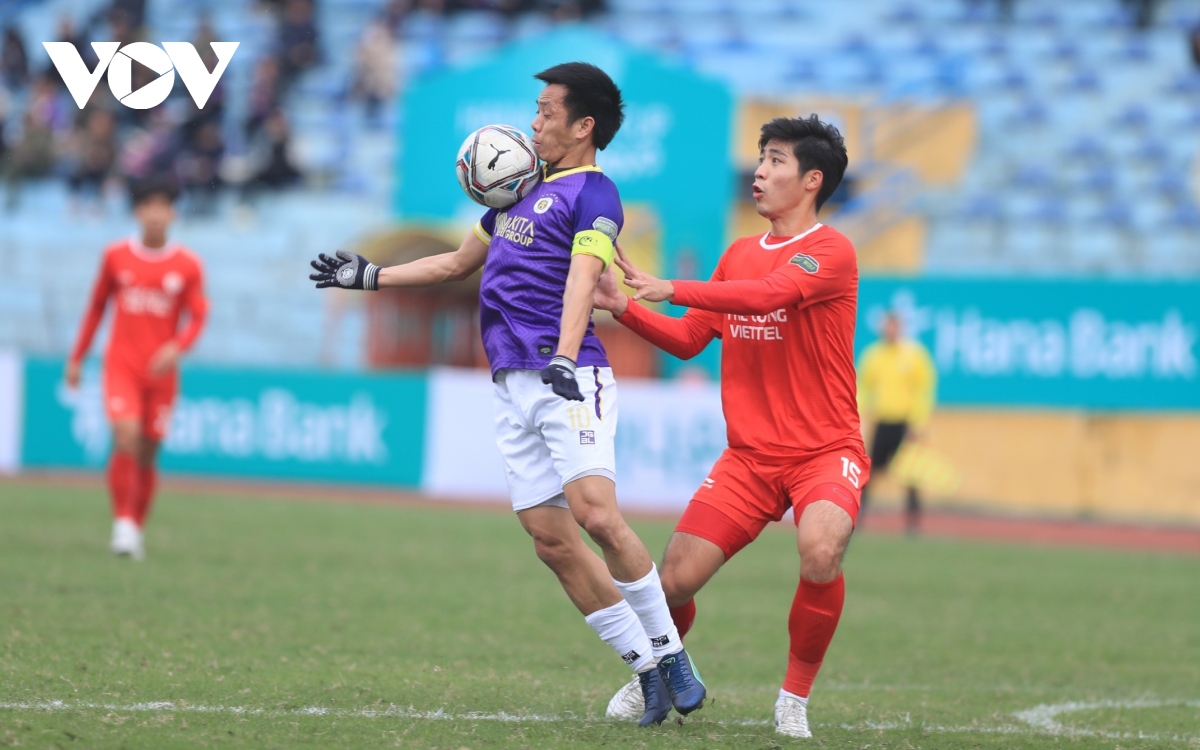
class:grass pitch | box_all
[1,482,1198,749]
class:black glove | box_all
[309,250,380,290]
[541,355,584,402]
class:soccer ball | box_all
[455,124,542,209]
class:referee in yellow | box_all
[857,311,937,534]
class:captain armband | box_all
[570,229,615,269]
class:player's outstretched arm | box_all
[594,266,718,361]
[620,237,856,317]
[618,255,805,316]
[309,231,489,291]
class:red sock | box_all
[669,600,697,640]
[783,574,845,698]
[107,452,139,521]
[133,463,158,528]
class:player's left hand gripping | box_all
[541,356,584,402]
[309,250,380,291]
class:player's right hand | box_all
[541,356,585,402]
[615,254,674,303]
[64,361,81,389]
[593,268,629,316]
[309,250,380,291]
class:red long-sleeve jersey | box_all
[69,238,208,373]
[618,224,863,462]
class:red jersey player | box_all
[65,178,208,561]
[594,115,866,738]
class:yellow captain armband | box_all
[473,221,492,245]
[570,229,615,269]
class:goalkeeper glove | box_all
[541,356,584,402]
[310,250,380,290]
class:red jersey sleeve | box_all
[671,269,803,315]
[671,233,854,315]
[616,258,724,360]
[174,256,208,352]
[69,250,115,364]
[617,301,721,360]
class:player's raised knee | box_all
[531,532,575,571]
[533,543,568,570]
[658,569,692,608]
[799,542,844,582]
[577,508,627,550]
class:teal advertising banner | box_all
[396,26,734,377]
[858,279,1200,410]
[21,359,427,485]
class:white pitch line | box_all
[0,701,568,723]
[2,699,1197,741]
[1012,698,1200,742]
[0,701,1038,736]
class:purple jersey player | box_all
[474,168,619,373]
[309,62,705,726]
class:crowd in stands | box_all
[0,0,605,214]
[1,1,292,212]
[0,0,359,213]
[3,0,1184,220]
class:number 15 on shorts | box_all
[840,456,862,488]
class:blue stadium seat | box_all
[1061,135,1108,162]
[961,194,1003,223]
[1167,203,1200,231]
[1012,163,1056,192]
[1095,201,1134,231]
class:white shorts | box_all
[492,367,618,513]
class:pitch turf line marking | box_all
[1015,698,1200,733]
[0,701,567,723]
[2,700,1197,741]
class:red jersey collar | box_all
[128,235,180,262]
[760,223,824,250]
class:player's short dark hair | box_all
[758,114,848,211]
[130,176,180,206]
[534,62,625,150]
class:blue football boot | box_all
[636,666,673,727]
[657,648,706,715]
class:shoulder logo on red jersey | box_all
[788,253,820,274]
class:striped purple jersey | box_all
[474,165,623,376]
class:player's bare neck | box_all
[547,144,597,171]
[768,212,819,239]
[141,233,168,250]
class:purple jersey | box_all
[474,166,623,375]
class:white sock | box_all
[613,564,682,660]
[584,600,655,673]
[779,689,808,704]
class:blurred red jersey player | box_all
[595,115,866,739]
[65,177,208,560]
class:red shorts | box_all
[675,446,870,560]
[103,363,177,441]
